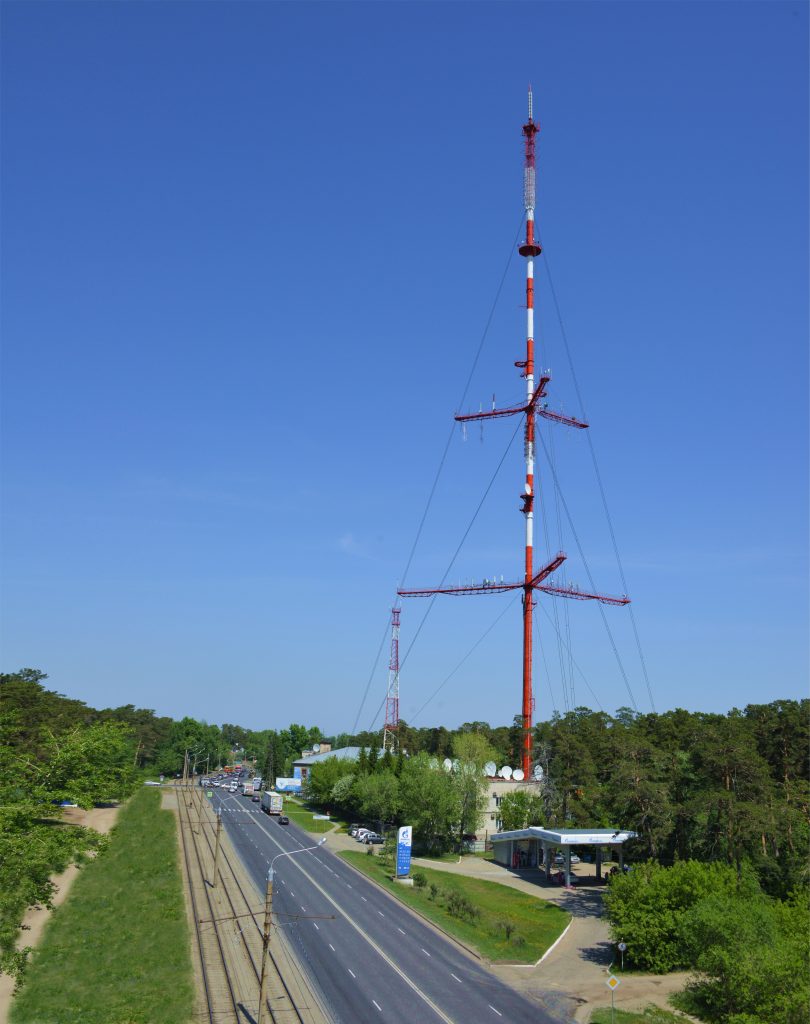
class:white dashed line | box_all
[377,910,385,917]
[313,923,319,931]
[488,1007,502,1017]
[348,969,356,978]
[451,973,462,983]
[397,927,406,935]
[361,896,367,902]
[372,1000,382,1012]
[421,948,431,957]
[329,943,335,952]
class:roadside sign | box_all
[396,826,413,876]
[606,975,621,990]
[618,942,627,951]
[207,790,213,798]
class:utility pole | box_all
[256,872,273,1024]
[397,88,630,779]
[212,811,222,888]
[257,838,327,1024]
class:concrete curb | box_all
[336,851,485,961]
[535,917,573,967]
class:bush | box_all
[674,888,809,1024]
[428,883,439,901]
[412,871,427,889]
[446,890,480,922]
[603,859,757,973]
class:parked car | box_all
[362,832,384,845]
[348,824,362,837]
[279,815,290,825]
[355,828,373,842]
[553,852,580,865]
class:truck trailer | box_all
[241,781,254,797]
[261,791,283,816]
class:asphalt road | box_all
[211,790,564,1024]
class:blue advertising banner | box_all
[396,826,412,877]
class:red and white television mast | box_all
[383,608,401,753]
[398,89,629,779]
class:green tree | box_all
[499,789,544,831]
[399,754,459,854]
[678,888,810,1024]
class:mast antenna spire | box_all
[398,95,630,779]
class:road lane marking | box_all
[488,1007,502,1017]
[397,928,406,935]
[313,923,319,930]
[237,805,456,1024]
[377,910,385,917]
[361,896,367,902]
[450,974,462,983]
[348,969,356,978]
[373,1001,382,1012]
[421,948,431,957]
[329,943,335,951]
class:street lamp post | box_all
[257,838,327,1024]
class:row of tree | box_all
[305,733,496,852]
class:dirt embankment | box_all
[0,804,121,1024]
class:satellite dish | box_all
[485,761,497,777]
[313,743,321,753]
[500,766,513,780]
[513,768,525,781]
[532,764,544,781]
[429,757,439,770]
[443,758,453,772]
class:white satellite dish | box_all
[513,768,525,781]
[485,761,497,777]
[532,764,544,780]
[500,765,513,780]
[313,743,321,753]
[429,757,440,770]
[443,758,453,772]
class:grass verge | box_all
[281,798,340,834]
[589,1008,689,1023]
[339,850,569,963]
[11,787,193,1024]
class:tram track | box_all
[174,784,311,1024]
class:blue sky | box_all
[2,1,807,733]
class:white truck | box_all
[261,791,283,816]
[241,781,255,797]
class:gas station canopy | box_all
[490,826,638,886]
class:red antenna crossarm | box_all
[397,90,629,779]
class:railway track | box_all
[175,784,311,1024]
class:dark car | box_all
[252,794,260,802]
[279,815,290,825]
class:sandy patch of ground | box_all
[0,803,122,1024]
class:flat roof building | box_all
[491,826,638,886]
